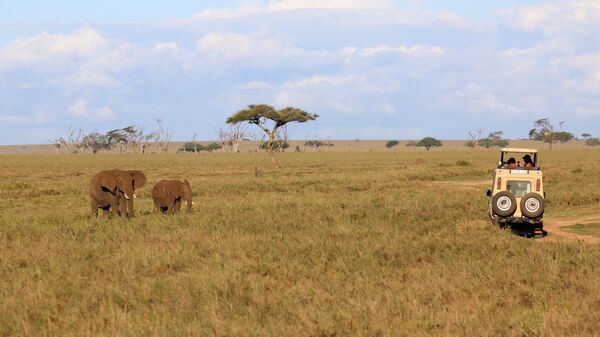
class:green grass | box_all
[1,150,600,336]
[566,223,600,238]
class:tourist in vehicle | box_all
[522,155,534,168]
[507,157,518,167]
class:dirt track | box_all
[541,215,600,244]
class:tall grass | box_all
[1,150,600,336]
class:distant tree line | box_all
[52,119,172,154]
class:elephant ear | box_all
[98,173,118,193]
[129,170,147,189]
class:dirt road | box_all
[541,215,600,244]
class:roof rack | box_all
[501,148,538,153]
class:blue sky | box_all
[1,0,599,144]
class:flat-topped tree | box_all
[227,104,318,165]
[529,118,574,150]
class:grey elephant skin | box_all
[152,179,193,214]
[89,169,147,217]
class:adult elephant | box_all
[90,169,147,217]
[152,180,193,214]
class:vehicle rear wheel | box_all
[491,191,517,217]
[520,193,545,218]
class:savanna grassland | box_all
[1,149,600,337]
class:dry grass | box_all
[1,150,600,336]
[567,223,600,238]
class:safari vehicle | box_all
[486,148,545,237]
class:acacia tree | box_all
[529,118,574,150]
[416,137,442,151]
[226,104,318,165]
[479,131,509,149]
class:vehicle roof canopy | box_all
[501,147,538,154]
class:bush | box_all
[586,138,600,147]
[456,160,471,167]
[259,141,289,151]
[385,140,399,148]
[178,142,222,153]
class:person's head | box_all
[507,157,516,165]
[523,154,533,164]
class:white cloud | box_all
[154,42,179,53]
[358,45,445,57]
[67,99,115,120]
[195,0,397,18]
[0,26,107,72]
[239,81,271,90]
[497,1,600,34]
[193,0,465,27]
[575,106,600,117]
[376,103,396,116]
[448,83,525,114]
[267,0,397,11]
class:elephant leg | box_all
[103,209,111,218]
[91,199,98,218]
[110,198,120,217]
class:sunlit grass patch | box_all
[566,223,600,238]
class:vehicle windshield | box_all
[507,180,531,198]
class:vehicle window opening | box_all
[506,181,531,198]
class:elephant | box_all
[90,169,147,218]
[152,179,193,214]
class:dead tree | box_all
[216,123,249,152]
[155,118,173,153]
[51,127,85,153]
[468,128,485,150]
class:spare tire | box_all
[520,193,545,218]
[492,191,517,217]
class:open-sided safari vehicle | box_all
[486,148,546,237]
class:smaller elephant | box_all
[152,179,193,214]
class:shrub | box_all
[178,143,222,153]
[385,140,400,149]
[586,138,600,147]
[259,141,289,151]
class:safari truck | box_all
[486,148,545,237]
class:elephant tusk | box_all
[133,194,137,199]
[124,193,131,200]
